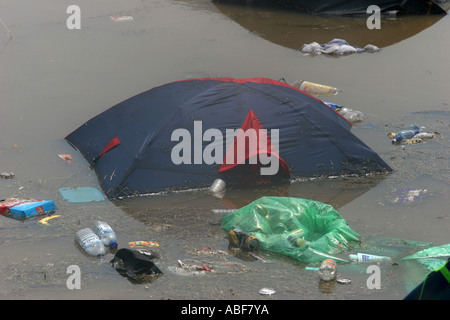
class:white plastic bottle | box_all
[94,221,118,248]
[349,253,392,262]
[75,228,106,256]
[318,259,337,281]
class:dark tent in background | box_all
[212,0,447,15]
[66,77,391,199]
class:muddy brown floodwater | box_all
[0,0,449,301]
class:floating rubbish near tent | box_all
[221,196,361,263]
[59,187,105,203]
[66,77,391,199]
[299,39,380,56]
[0,198,58,220]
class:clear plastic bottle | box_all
[94,221,118,248]
[318,259,337,281]
[75,228,106,256]
[392,124,421,143]
[337,107,366,123]
[391,129,419,143]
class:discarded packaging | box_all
[318,259,337,281]
[392,188,428,204]
[337,278,352,285]
[110,248,162,283]
[322,102,366,123]
[59,187,105,203]
[75,228,106,256]
[388,124,435,144]
[168,260,214,276]
[228,228,259,251]
[38,215,61,225]
[110,16,133,22]
[349,252,392,262]
[58,154,72,164]
[305,267,320,271]
[94,221,118,248]
[300,38,380,56]
[259,287,276,295]
[0,172,15,179]
[0,198,57,220]
[391,129,419,143]
[211,209,236,214]
[209,179,226,198]
[168,265,205,276]
[337,107,366,123]
[179,260,214,273]
[128,241,160,248]
[290,80,340,95]
[402,243,450,260]
[414,132,434,140]
[221,197,360,263]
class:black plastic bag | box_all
[110,248,162,283]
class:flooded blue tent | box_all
[65,77,391,199]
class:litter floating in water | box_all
[0,172,15,179]
[402,243,450,260]
[0,198,57,220]
[59,187,105,203]
[110,16,133,22]
[337,278,352,285]
[349,252,392,262]
[259,287,276,295]
[392,188,428,204]
[388,124,435,144]
[208,178,226,198]
[290,80,340,95]
[75,228,106,256]
[38,215,61,225]
[169,260,215,276]
[128,241,160,248]
[222,196,360,263]
[323,101,366,123]
[58,154,72,164]
[228,228,260,251]
[300,39,380,56]
[305,267,320,271]
[111,248,162,283]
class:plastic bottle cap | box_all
[349,254,357,260]
[110,241,118,249]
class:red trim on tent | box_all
[164,77,351,126]
[99,136,121,158]
[218,109,290,176]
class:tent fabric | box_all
[65,77,391,199]
[293,0,447,15]
[217,109,290,175]
[217,0,447,15]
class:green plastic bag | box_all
[221,196,360,263]
[402,243,450,260]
